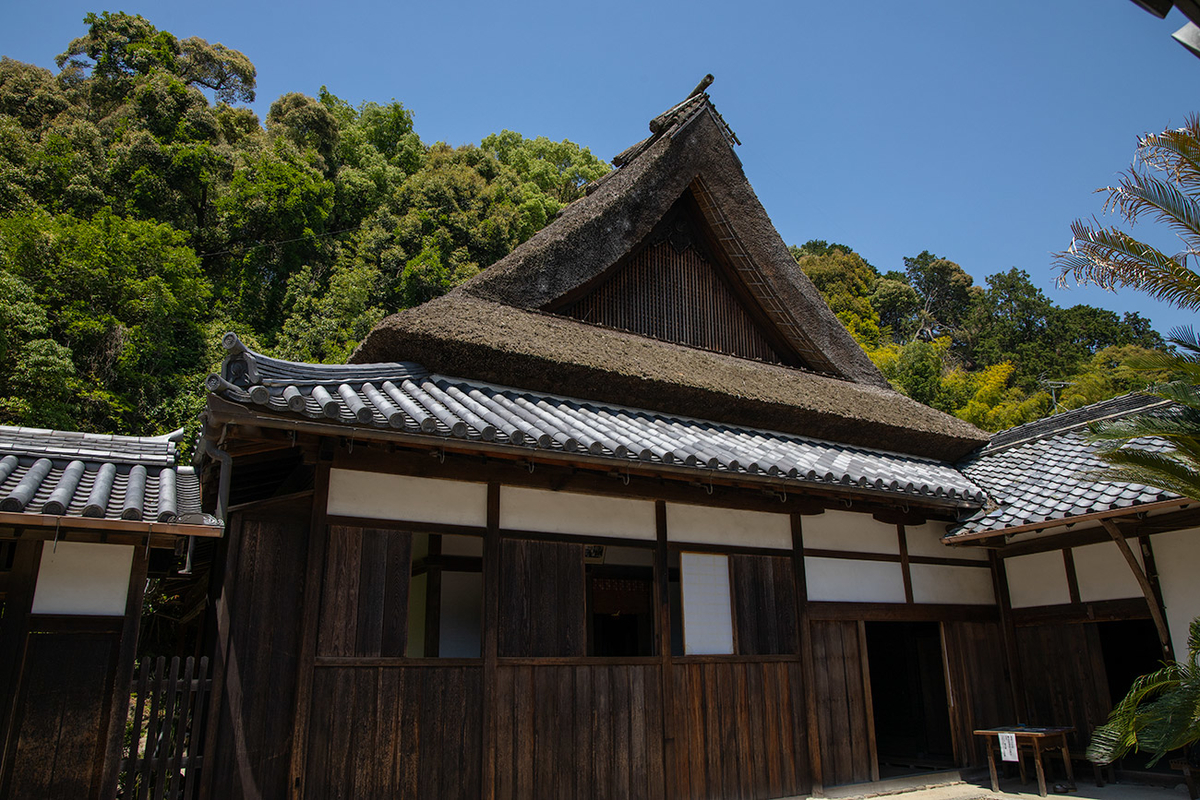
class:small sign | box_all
[999,732,1019,762]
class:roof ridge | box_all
[981,393,1171,454]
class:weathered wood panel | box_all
[811,620,873,787]
[730,555,798,655]
[207,505,311,799]
[671,660,810,800]
[498,539,585,657]
[317,526,412,657]
[562,236,785,364]
[494,663,664,799]
[1016,623,1112,751]
[3,630,120,800]
[942,620,1013,766]
[302,666,482,799]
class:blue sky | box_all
[3,0,1197,337]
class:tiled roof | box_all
[950,394,1178,537]
[207,334,987,506]
[0,426,208,524]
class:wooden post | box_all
[481,482,501,800]
[1100,520,1173,661]
[288,458,332,799]
[198,513,244,800]
[897,524,913,604]
[857,621,880,782]
[654,501,676,796]
[990,551,1027,724]
[1062,549,1081,606]
[791,514,824,796]
[99,543,150,798]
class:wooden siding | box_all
[810,620,874,786]
[493,663,664,799]
[671,660,810,800]
[317,526,412,658]
[3,629,121,799]
[207,507,311,799]
[941,620,1013,766]
[303,666,483,799]
[561,239,785,364]
[1016,623,1112,751]
[731,555,798,655]
[499,539,585,657]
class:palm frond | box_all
[1137,116,1200,192]
[1107,170,1200,247]
[1090,448,1200,499]
[1055,222,1200,310]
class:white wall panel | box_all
[1006,550,1071,608]
[327,469,487,526]
[501,487,656,540]
[665,503,791,549]
[905,521,989,560]
[1073,542,1142,602]
[802,509,899,555]
[32,541,133,616]
[681,552,734,654]
[804,557,906,603]
[910,563,995,605]
[1149,527,1200,658]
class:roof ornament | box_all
[648,74,715,135]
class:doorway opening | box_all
[865,621,955,777]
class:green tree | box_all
[792,243,881,346]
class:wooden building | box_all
[0,425,220,799]
[195,83,1200,799]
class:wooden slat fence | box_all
[121,656,210,800]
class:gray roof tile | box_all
[949,394,1178,537]
[209,334,987,506]
[0,426,209,524]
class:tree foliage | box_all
[790,240,1165,431]
[0,12,609,437]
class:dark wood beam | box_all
[1101,519,1173,661]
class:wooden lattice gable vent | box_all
[549,182,817,369]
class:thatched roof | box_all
[352,294,986,461]
[352,85,989,462]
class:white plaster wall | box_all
[680,552,734,654]
[501,487,656,540]
[1072,542,1143,602]
[665,503,791,549]
[1005,550,1071,608]
[804,557,906,603]
[327,469,488,526]
[1149,527,1200,658]
[801,509,899,555]
[905,521,989,561]
[439,571,482,658]
[32,541,132,616]
[910,563,995,605]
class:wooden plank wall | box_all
[1015,623,1112,751]
[493,664,663,799]
[941,620,1013,766]
[318,526,412,657]
[561,238,784,364]
[730,555,798,656]
[2,629,121,799]
[303,666,483,799]
[810,620,874,787]
[670,661,810,800]
[499,539,585,658]
[207,505,312,799]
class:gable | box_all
[550,191,807,367]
